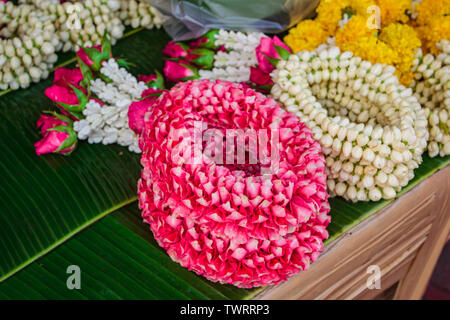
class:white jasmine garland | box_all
[199,29,265,83]
[73,59,146,153]
[199,66,250,83]
[212,50,257,68]
[119,0,164,29]
[0,1,60,90]
[214,29,265,52]
[271,47,429,202]
[0,0,163,91]
[410,39,450,157]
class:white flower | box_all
[410,39,450,157]
[199,29,265,83]
[74,59,145,153]
[0,0,162,91]
[271,46,428,202]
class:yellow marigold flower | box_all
[338,35,397,66]
[316,0,376,34]
[349,0,377,16]
[336,15,376,46]
[379,23,421,85]
[415,0,450,25]
[284,20,330,53]
[376,0,411,27]
[337,18,421,85]
[416,16,450,55]
[316,0,348,34]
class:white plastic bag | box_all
[149,0,319,40]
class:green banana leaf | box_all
[0,28,170,281]
[0,27,449,299]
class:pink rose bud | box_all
[76,34,112,71]
[186,48,215,69]
[217,45,226,52]
[255,36,291,74]
[34,113,77,156]
[45,82,88,120]
[128,96,158,135]
[249,66,274,93]
[163,60,199,83]
[53,67,83,87]
[162,41,189,59]
[76,45,102,67]
[188,29,219,49]
[138,74,157,83]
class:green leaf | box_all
[147,69,165,90]
[274,44,291,61]
[0,203,259,299]
[76,56,93,93]
[0,28,171,282]
[188,48,215,69]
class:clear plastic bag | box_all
[149,0,319,40]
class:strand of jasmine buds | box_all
[213,50,257,68]
[199,66,250,83]
[73,59,146,153]
[271,46,428,202]
[410,39,450,157]
[98,58,147,99]
[119,0,163,29]
[0,1,59,90]
[53,0,125,52]
[199,30,264,82]
[0,0,163,91]
[214,29,265,52]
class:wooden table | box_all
[255,165,450,300]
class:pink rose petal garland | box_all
[138,79,330,288]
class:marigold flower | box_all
[376,0,411,27]
[284,20,330,53]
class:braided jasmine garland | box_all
[118,0,163,29]
[410,39,450,157]
[0,1,60,90]
[271,46,429,202]
[199,29,265,82]
[73,58,146,153]
[0,0,163,91]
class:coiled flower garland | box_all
[271,46,429,202]
[0,0,163,91]
[138,79,331,288]
[410,40,450,157]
